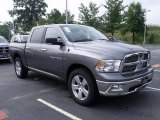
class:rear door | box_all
[25,27,46,69]
[39,27,66,77]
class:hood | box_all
[73,41,148,59]
[0,43,9,46]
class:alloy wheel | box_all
[71,75,89,100]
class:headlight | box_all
[96,60,121,72]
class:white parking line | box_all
[146,87,160,91]
[37,98,82,120]
[11,86,63,101]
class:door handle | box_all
[41,48,47,52]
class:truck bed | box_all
[9,43,27,65]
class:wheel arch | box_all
[12,52,27,67]
[13,53,21,61]
[66,63,96,83]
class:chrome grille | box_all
[121,52,150,74]
[122,65,137,73]
[124,54,138,63]
[0,47,9,54]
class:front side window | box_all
[45,27,62,43]
[30,28,45,43]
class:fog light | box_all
[109,84,124,92]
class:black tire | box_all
[14,57,28,78]
[68,68,98,106]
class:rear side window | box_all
[30,28,45,43]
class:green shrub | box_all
[147,33,155,44]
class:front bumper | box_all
[96,69,153,96]
[0,54,10,60]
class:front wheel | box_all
[14,57,28,78]
[68,68,98,106]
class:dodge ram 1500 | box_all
[9,24,154,105]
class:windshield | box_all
[0,36,8,43]
[61,25,109,42]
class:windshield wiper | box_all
[73,39,93,42]
[96,38,109,41]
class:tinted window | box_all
[30,28,45,43]
[45,27,62,42]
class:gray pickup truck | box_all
[9,24,154,105]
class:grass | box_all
[106,25,160,44]
[147,26,160,44]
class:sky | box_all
[0,0,160,25]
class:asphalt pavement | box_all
[0,45,160,120]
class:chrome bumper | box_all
[96,72,153,96]
[0,57,10,60]
[0,54,10,60]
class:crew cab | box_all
[9,24,154,105]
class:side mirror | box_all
[46,37,64,46]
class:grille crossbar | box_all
[120,52,150,74]
[0,47,9,54]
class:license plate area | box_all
[3,54,9,58]
[0,54,9,58]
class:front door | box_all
[39,27,66,77]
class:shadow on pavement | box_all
[25,71,65,88]
[0,60,11,65]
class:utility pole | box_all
[12,3,16,35]
[12,16,16,35]
[7,25,11,41]
[65,0,68,24]
[143,9,151,44]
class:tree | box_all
[79,2,101,29]
[47,9,63,24]
[62,11,74,24]
[9,0,48,32]
[122,2,145,44]
[47,9,74,24]
[0,22,13,40]
[5,22,14,32]
[38,17,48,25]
[103,0,125,36]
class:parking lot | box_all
[0,45,160,120]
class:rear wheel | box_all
[68,68,98,106]
[14,57,28,78]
